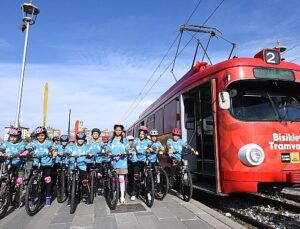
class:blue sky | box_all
[0,0,300,136]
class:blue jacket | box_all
[26,139,54,166]
[107,137,129,169]
[0,140,26,167]
[101,144,110,162]
[166,138,187,161]
[67,143,90,171]
[54,144,71,164]
[149,141,163,163]
[86,139,104,163]
[130,138,151,163]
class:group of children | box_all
[0,123,189,207]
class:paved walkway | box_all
[0,194,244,229]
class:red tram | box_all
[128,48,300,194]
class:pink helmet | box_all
[172,128,181,136]
[34,126,47,136]
[138,126,148,133]
[114,122,124,130]
[8,127,21,137]
[127,135,134,141]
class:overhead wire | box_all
[121,0,204,122]
[124,0,225,122]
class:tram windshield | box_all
[228,80,300,122]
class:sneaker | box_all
[130,196,136,201]
[45,197,51,207]
[120,197,126,204]
[67,198,71,207]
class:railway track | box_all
[193,189,300,229]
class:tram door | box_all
[183,81,216,191]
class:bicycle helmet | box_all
[34,126,47,136]
[102,135,109,143]
[8,127,21,137]
[149,129,159,136]
[91,128,101,135]
[138,126,148,133]
[53,136,60,142]
[76,131,86,140]
[127,135,134,141]
[172,128,181,136]
[114,122,124,130]
[60,135,69,142]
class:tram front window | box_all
[229,80,300,122]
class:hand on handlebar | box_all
[20,150,29,156]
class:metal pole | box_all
[68,109,71,136]
[15,21,30,128]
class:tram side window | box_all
[147,114,155,130]
[155,108,164,134]
[134,125,139,137]
[164,99,178,133]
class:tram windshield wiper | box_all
[266,92,282,122]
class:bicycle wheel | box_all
[14,184,22,208]
[0,181,11,219]
[25,175,42,216]
[144,170,154,208]
[154,168,169,200]
[89,171,95,204]
[70,173,77,214]
[180,169,193,202]
[57,171,67,203]
[105,171,119,210]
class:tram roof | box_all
[138,53,300,121]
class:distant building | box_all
[101,129,113,137]
[46,126,61,139]
[4,126,29,141]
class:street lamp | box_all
[14,0,40,128]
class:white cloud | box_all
[0,53,188,136]
[0,39,10,48]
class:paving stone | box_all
[47,223,72,229]
[182,219,214,229]
[51,212,75,224]
[135,214,161,229]
[71,214,94,227]
[115,213,141,229]
[94,216,117,229]
[151,206,177,219]
[159,218,189,229]
[164,201,196,220]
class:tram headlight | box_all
[238,144,265,166]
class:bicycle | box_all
[149,148,169,200]
[68,154,90,214]
[166,146,197,202]
[56,154,69,203]
[87,154,100,204]
[0,153,26,218]
[104,153,123,210]
[131,152,155,208]
[24,155,48,216]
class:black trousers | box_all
[129,161,145,196]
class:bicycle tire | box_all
[89,171,95,204]
[70,174,77,214]
[144,170,154,208]
[25,175,42,216]
[0,181,11,219]
[106,171,119,210]
[180,169,193,202]
[154,168,169,200]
